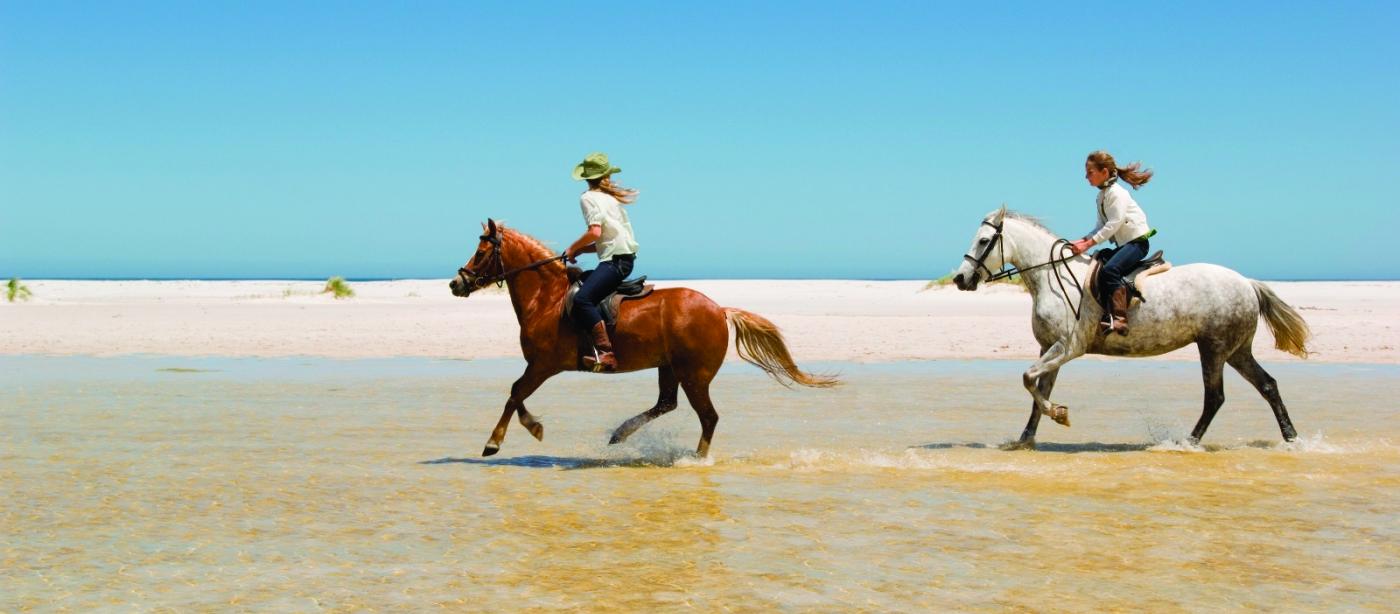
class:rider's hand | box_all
[561,249,577,264]
[1069,239,1093,255]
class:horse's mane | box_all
[1004,211,1055,234]
[500,226,568,273]
[981,209,1059,238]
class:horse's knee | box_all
[1259,376,1278,395]
[699,411,718,430]
[1022,372,1038,392]
[1260,381,1281,402]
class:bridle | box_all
[963,219,1009,282]
[963,217,1088,320]
[457,231,565,293]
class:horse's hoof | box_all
[608,432,625,445]
[1001,438,1036,451]
[482,443,500,457]
[1047,404,1071,427]
[527,422,544,441]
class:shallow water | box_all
[3,356,1398,611]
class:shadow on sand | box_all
[420,454,692,470]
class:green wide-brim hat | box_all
[572,152,622,181]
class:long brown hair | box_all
[587,175,638,204]
[1087,150,1153,189]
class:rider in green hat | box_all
[563,152,640,372]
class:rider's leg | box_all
[1099,239,1148,333]
[1094,245,1120,320]
[572,256,632,371]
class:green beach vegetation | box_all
[6,277,32,302]
[322,276,355,299]
[924,272,1023,291]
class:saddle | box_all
[562,267,655,328]
[1088,250,1172,304]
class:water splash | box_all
[594,426,705,467]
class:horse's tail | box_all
[1252,280,1311,359]
[724,308,840,388]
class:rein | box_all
[459,233,566,291]
[964,219,1087,320]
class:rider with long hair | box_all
[1067,150,1155,335]
[562,152,639,372]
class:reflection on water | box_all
[2,357,1398,610]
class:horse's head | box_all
[951,206,1008,291]
[450,218,504,298]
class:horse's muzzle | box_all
[449,274,474,297]
[953,273,979,291]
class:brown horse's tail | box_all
[1252,280,1311,359]
[724,308,840,388]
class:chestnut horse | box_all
[449,219,837,458]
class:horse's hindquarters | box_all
[607,288,728,372]
[1090,264,1262,357]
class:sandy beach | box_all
[2,279,1396,363]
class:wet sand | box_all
[4,357,1397,610]
[3,279,1398,363]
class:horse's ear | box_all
[487,218,498,237]
[992,205,1008,226]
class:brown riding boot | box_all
[582,321,618,373]
[1101,286,1131,336]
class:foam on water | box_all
[772,447,1058,475]
[1144,431,1386,454]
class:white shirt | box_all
[1090,182,1151,246]
[580,190,639,262]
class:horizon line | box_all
[13,276,1400,283]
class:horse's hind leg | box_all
[678,366,720,457]
[1189,343,1228,444]
[1227,349,1299,442]
[609,366,680,445]
[482,365,554,457]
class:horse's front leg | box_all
[1009,340,1083,448]
[482,364,556,457]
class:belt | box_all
[1129,229,1157,244]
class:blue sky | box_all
[1,1,1396,280]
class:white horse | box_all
[951,207,1311,449]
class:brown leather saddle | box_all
[1088,250,1171,304]
[562,267,654,328]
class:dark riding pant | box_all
[572,254,635,330]
[1097,238,1149,313]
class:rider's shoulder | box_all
[581,190,619,206]
[1101,182,1132,201]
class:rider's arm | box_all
[565,225,602,258]
[1087,189,1127,246]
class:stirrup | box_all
[1100,317,1129,336]
[581,348,616,373]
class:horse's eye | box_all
[978,238,990,245]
